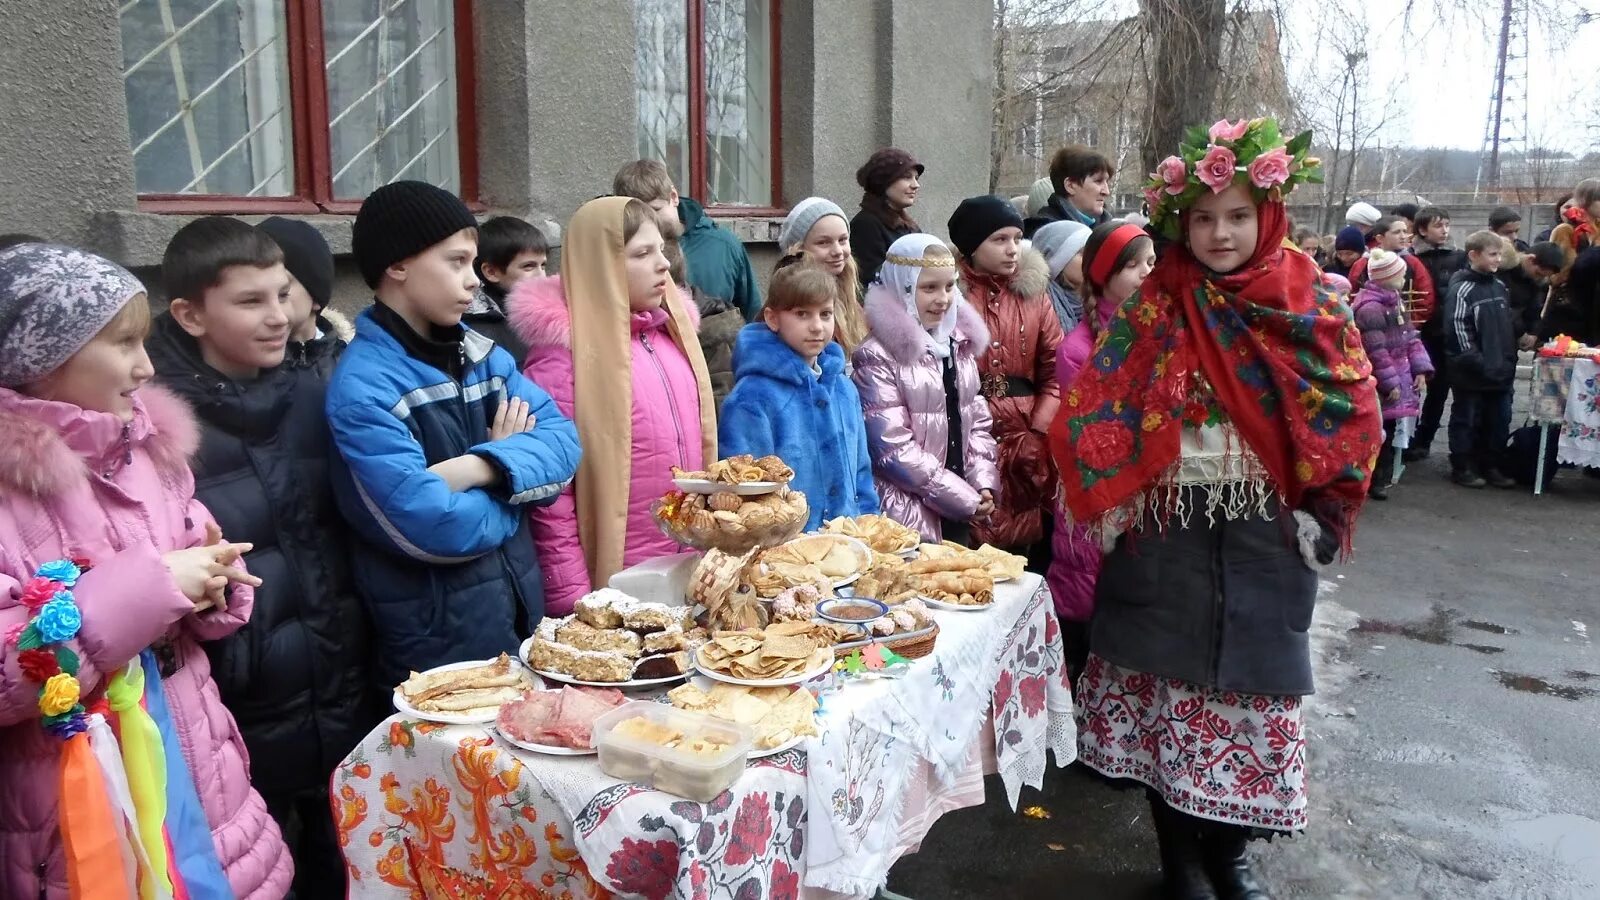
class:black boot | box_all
[1150,799,1220,900]
[1483,468,1516,489]
[1450,455,1486,488]
[1401,443,1430,463]
[1200,827,1274,900]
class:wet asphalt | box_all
[884,400,1600,899]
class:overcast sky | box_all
[1280,2,1598,153]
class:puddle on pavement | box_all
[1352,604,1455,645]
[1505,813,1600,887]
[1351,605,1514,655]
[1461,619,1519,635]
[1493,671,1598,701]
[1567,670,1600,682]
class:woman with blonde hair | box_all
[778,197,868,353]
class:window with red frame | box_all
[635,0,782,212]
[119,0,476,213]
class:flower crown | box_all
[1142,117,1322,241]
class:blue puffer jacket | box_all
[326,309,581,688]
[719,324,878,528]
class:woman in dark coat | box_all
[850,147,924,288]
[1051,118,1382,900]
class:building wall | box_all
[0,1,995,313]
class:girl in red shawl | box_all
[1050,119,1382,900]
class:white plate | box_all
[749,732,808,759]
[518,636,691,689]
[673,478,784,496]
[921,596,995,612]
[770,534,873,588]
[392,659,539,725]
[895,547,919,558]
[694,646,835,687]
[493,726,599,756]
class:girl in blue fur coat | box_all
[719,263,879,529]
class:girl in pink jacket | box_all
[852,234,1000,544]
[1046,223,1154,678]
[510,198,718,614]
[0,244,290,900]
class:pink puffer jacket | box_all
[851,287,1000,542]
[1046,301,1114,622]
[0,386,290,900]
[511,277,705,613]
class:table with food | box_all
[333,456,1076,899]
[1528,337,1600,493]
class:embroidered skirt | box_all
[1075,653,1308,831]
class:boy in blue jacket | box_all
[720,262,878,528]
[328,181,581,687]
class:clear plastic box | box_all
[593,700,752,801]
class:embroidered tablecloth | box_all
[1530,356,1577,424]
[1557,358,1600,468]
[332,575,1074,900]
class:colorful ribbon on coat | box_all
[106,658,175,900]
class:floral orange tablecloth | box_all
[333,577,1073,899]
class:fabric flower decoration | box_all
[34,596,82,644]
[17,647,60,682]
[1142,185,1163,213]
[19,578,61,612]
[1195,145,1239,193]
[36,560,82,586]
[3,622,23,647]
[1157,155,1189,195]
[44,711,87,739]
[1209,118,1250,142]
[39,672,80,716]
[1247,147,1293,189]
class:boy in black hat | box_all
[257,216,350,377]
[325,181,581,688]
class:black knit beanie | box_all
[352,181,478,287]
[257,217,334,311]
[947,195,1025,258]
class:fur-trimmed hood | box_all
[0,384,197,499]
[863,285,991,366]
[507,275,699,350]
[322,307,356,342]
[957,248,1050,300]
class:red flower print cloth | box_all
[1075,654,1307,831]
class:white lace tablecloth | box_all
[332,575,1075,899]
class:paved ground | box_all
[884,439,1600,899]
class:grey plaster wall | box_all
[780,0,994,247]
[0,3,138,249]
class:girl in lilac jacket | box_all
[1351,249,1434,497]
[0,244,290,899]
[1046,223,1154,673]
[510,197,718,614]
[852,234,1000,543]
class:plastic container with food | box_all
[592,700,753,802]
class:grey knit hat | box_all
[0,243,145,387]
[778,197,848,253]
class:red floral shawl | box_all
[1048,200,1382,551]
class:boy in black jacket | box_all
[148,216,378,899]
[1444,231,1518,489]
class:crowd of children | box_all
[0,124,1596,900]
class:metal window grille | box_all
[633,0,775,208]
[121,0,295,196]
[323,0,459,199]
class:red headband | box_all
[1088,224,1147,288]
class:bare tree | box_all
[1139,0,1227,175]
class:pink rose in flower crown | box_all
[1195,145,1238,193]
[1142,185,1164,212]
[1209,118,1250,142]
[1247,147,1293,189]
[1157,155,1189,195]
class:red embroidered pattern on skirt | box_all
[1075,653,1307,830]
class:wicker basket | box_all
[833,621,939,661]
